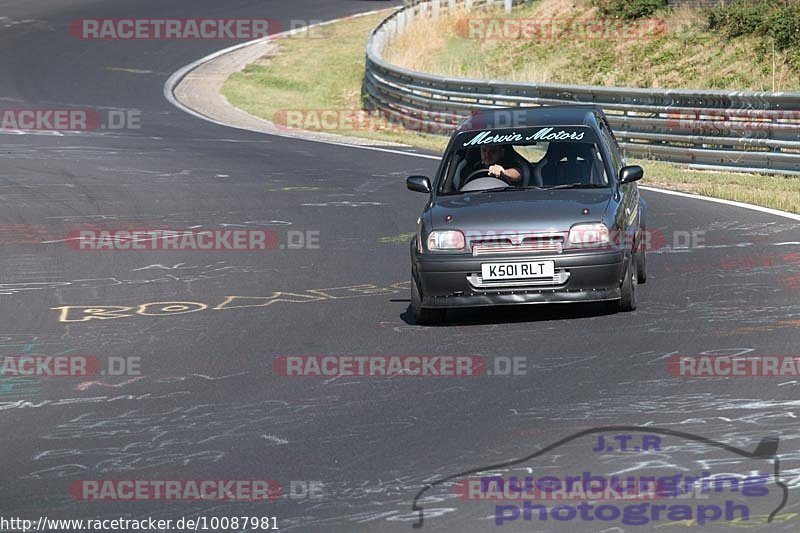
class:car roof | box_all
[455,105,605,133]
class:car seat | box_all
[508,148,536,187]
[535,143,602,187]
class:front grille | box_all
[470,233,565,256]
[467,270,570,289]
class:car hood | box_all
[429,189,612,232]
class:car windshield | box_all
[437,126,610,195]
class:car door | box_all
[599,118,640,247]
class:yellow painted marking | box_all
[106,67,153,74]
[52,282,408,323]
[379,232,416,244]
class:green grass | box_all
[223,11,446,152]
[632,159,800,213]
[222,6,800,214]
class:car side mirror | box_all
[406,175,432,193]
[619,165,644,184]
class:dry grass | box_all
[223,10,447,151]
[384,0,800,90]
[222,4,800,214]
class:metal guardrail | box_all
[364,0,800,175]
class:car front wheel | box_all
[618,255,638,312]
[636,238,647,284]
[411,275,446,325]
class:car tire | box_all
[635,239,647,284]
[411,275,446,325]
[618,255,637,312]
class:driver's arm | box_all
[488,165,522,184]
[502,167,522,183]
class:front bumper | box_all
[412,248,627,308]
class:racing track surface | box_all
[0,1,799,531]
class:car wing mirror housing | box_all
[407,175,432,193]
[619,165,644,184]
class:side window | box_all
[599,120,623,172]
[436,151,456,194]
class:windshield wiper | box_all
[475,186,513,193]
[542,183,608,190]
[475,185,544,193]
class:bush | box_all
[707,1,769,37]
[769,3,800,51]
[592,0,668,20]
[708,0,800,53]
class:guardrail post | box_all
[433,0,441,18]
[396,10,405,35]
[504,0,513,12]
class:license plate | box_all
[481,261,555,281]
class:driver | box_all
[464,145,522,185]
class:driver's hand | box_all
[488,165,505,178]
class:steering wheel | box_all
[461,168,496,187]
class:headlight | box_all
[427,230,466,251]
[567,223,610,248]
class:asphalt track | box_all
[0,1,799,531]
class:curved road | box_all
[1,1,799,531]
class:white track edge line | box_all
[162,10,441,161]
[164,11,800,222]
[639,186,800,222]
